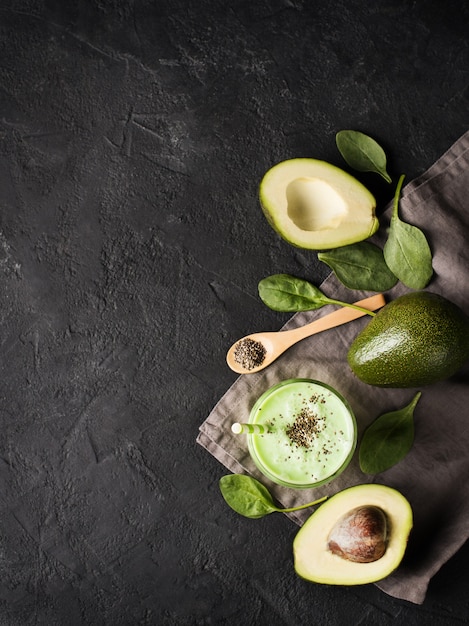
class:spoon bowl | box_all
[226,294,386,374]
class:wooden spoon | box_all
[226,293,386,374]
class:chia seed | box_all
[286,406,326,449]
[233,337,266,370]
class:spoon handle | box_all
[278,294,386,346]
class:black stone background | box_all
[1,1,469,624]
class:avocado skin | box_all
[348,291,469,387]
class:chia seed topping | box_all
[233,337,266,370]
[286,405,327,448]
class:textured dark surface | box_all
[1,1,469,624]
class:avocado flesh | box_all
[348,291,469,388]
[293,484,413,586]
[259,158,378,250]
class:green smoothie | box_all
[247,379,356,489]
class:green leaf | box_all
[258,274,330,312]
[336,130,392,183]
[318,242,398,292]
[359,392,421,474]
[258,274,377,316]
[219,474,328,519]
[219,475,278,518]
[383,175,433,289]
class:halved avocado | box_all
[293,484,412,585]
[259,159,378,250]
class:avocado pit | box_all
[327,505,388,563]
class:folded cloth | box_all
[196,131,469,605]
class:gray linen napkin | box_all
[197,131,469,605]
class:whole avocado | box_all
[347,291,469,387]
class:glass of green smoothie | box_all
[247,378,357,489]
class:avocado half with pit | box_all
[259,159,378,249]
[293,484,413,585]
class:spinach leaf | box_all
[318,242,398,292]
[219,474,278,518]
[359,392,421,474]
[219,474,327,519]
[336,130,392,183]
[258,274,377,316]
[258,273,329,311]
[383,175,433,289]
